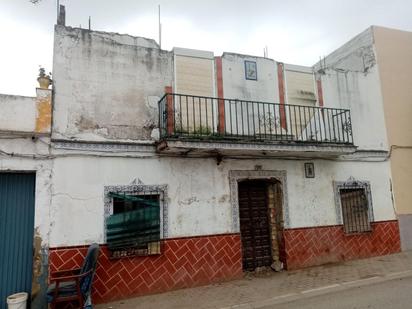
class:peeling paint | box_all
[31,229,48,309]
[178,196,200,206]
[35,89,52,134]
[76,115,100,131]
[317,28,388,151]
[218,195,229,203]
[31,230,42,298]
[52,25,173,142]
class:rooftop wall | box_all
[314,27,389,150]
[221,53,279,102]
[52,25,173,142]
[0,94,36,133]
[373,26,412,147]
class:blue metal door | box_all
[0,173,36,309]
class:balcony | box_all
[157,93,356,158]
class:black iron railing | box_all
[158,93,354,145]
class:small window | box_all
[245,60,257,80]
[106,192,161,258]
[339,188,371,234]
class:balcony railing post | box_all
[165,86,174,136]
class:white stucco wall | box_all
[0,138,52,245]
[44,26,395,250]
[314,27,389,151]
[0,94,36,133]
[222,53,279,102]
[48,153,395,247]
[52,25,173,142]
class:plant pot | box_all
[37,76,51,89]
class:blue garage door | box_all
[0,173,36,309]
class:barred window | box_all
[339,188,371,234]
[106,191,162,258]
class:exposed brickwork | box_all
[49,234,242,304]
[284,220,401,270]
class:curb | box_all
[220,269,412,309]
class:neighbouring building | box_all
[0,90,52,308]
[0,8,406,307]
[373,27,412,251]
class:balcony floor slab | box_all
[156,139,357,158]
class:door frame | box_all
[229,170,289,233]
[229,170,288,270]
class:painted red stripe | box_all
[215,57,225,134]
[277,62,287,130]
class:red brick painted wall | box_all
[49,233,242,304]
[284,220,401,269]
[215,56,225,134]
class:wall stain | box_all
[31,229,48,309]
[35,91,52,133]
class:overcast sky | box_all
[1,0,411,96]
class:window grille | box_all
[340,188,371,234]
[106,192,162,258]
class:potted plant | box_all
[37,67,52,89]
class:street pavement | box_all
[97,251,412,309]
[262,276,412,309]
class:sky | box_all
[1,0,412,96]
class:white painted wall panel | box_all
[284,70,316,106]
[174,55,215,96]
[222,54,279,102]
[48,155,395,247]
[0,95,36,133]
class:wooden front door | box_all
[238,180,272,271]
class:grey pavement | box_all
[261,276,412,309]
[96,251,412,309]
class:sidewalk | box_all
[96,251,412,309]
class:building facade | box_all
[373,26,412,251]
[0,15,404,307]
[315,26,412,251]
